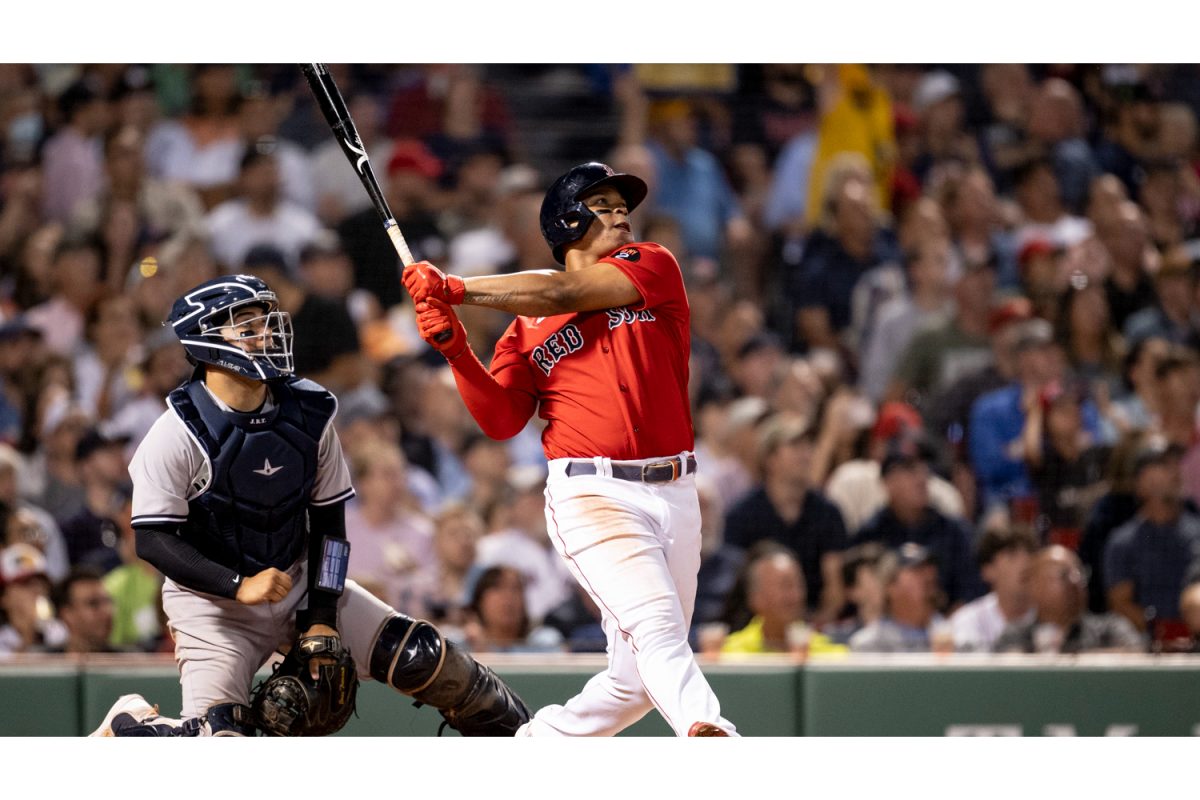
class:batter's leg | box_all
[519,612,653,736]
[660,479,703,631]
[537,481,733,736]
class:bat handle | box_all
[387,219,452,344]
[384,220,415,267]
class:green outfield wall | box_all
[1,653,1196,736]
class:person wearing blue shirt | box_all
[969,318,1104,512]
[645,99,750,262]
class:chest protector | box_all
[168,377,336,576]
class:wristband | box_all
[446,275,467,305]
[315,537,350,593]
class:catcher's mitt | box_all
[251,635,359,736]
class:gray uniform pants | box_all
[162,560,393,719]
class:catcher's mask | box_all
[168,274,294,381]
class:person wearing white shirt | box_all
[204,145,322,272]
[950,524,1038,652]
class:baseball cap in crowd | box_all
[1017,238,1061,269]
[880,432,933,476]
[298,231,346,265]
[0,543,49,588]
[912,71,960,113]
[871,402,923,444]
[756,415,813,464]
[726,396,771,431]
[387,139,442,181]
[497,164,540,197]
[240,137,279,171]
[242,243,291,276]
[1133,438,1185,474]
[1011,318,1055,353]
[1038,379,1085,412]
[987,296,1034,336]
[895,542,937,570]
[337,387,392,427]
[74,428,131,462]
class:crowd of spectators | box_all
[3,63,1200,661]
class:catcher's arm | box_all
[304,498,350,678]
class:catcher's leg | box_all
[368,614,531,736]
[90,694,184,737]
[179,703,257,736]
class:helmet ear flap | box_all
[556,205,594,235]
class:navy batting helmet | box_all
[540,162,648,264]
[167,274,294,381]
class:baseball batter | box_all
[90,274,529,736]
[402,162,736,737]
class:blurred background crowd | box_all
[2,62,1200,662]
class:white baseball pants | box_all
[517,455,736,737]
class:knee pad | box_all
[181,703,256,737]
[369,614,532,736]
[368,614,446,695]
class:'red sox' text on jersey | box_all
[487,241,693,460]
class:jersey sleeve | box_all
[439,320,538,441]
[600,242,687,321]
[311,419,355,506]
[487,322,539,398]
[129,411,204,529]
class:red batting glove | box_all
[416,298,468,360]
[402,261,466,305]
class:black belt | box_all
[565,454,697,483]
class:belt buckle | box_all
[641,459,679,483]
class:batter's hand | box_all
[416,298,468,360]
[236,567,293,605]
[402,261,466,305]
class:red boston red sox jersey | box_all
[488,241,693,460]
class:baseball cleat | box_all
[688,721,729,737]
[89,694,161,737]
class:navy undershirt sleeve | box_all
[135,525,242,599]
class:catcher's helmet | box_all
[167,274,294,381]
[539,162,648,264]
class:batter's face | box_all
[573,187,635,262]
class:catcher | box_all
[90,274,529,737]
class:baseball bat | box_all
[300,63,450,342]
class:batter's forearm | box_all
[457,262,641,316]
[461,271,577,316]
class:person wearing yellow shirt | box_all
[804,64,896,231]
[720,542,848,655]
